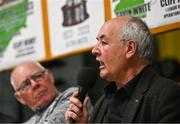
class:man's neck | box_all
[116,63,149,89]
[34,91,58,115]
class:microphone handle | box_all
[70,118,76,123]
[78,87,87,102]
[70,87,87,123]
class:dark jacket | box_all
[89,66,180,123]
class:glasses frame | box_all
[15,69,48,92]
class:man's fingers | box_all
[65,91,89,123]
[82,96,90,117]
[69,103,82,117]
[65,110,80,122]
[72,90,79,97]
[83,96,89,107]
[70,92,83,108]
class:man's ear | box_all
[14,92,26,105]
[125,40,137,59]
[48,70,55,84]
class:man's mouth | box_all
[99,61,105,69]
[34,89,46,101]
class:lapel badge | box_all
[135,99,139,103]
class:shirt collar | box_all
[34,92,59,115]
[104,65,150,98]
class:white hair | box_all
[120,16,153,62]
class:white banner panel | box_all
[110,0,180,28]
[0,0,45,71]
[47,0,105,57]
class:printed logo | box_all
[0,0,29,57]
[113,0,151,18]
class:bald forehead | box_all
[99,16,130,34]
[12,61,44,76]
[16,61,43,70]
[98,16,130,39]
[105,16,130,27]
[113,16,130,23]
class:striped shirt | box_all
[24,87,77,124]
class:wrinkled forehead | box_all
[97,22,115,38]
[98,17,129,37]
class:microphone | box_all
[70,67,97,123]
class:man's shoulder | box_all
[151,75,180,90]
[56,87,78,101]
[23,114,37,124]
[62,87,78,96]
[144,74,180,101]
[141,66,180,92]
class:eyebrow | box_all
[96,34,106,41]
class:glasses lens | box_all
[16,70,47,92]
[18,79,31,91]
[31,70,46,82]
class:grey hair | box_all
[10,61,45,90]
[120,16,153,61]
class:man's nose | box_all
[30,79,39,89]
[92,44,99,56]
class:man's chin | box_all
[34,98,47,108]
[100,72,108,79]
[100,71,113,81]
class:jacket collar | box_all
[122,65,156,122]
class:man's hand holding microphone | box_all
[65,67,97,123]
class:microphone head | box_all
[77,67,97,88]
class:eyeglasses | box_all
[15,70,48,92]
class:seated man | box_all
[10,61,77,123]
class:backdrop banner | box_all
[110,0,180,28]
[47,0,105,57]
[0,0,45,71]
